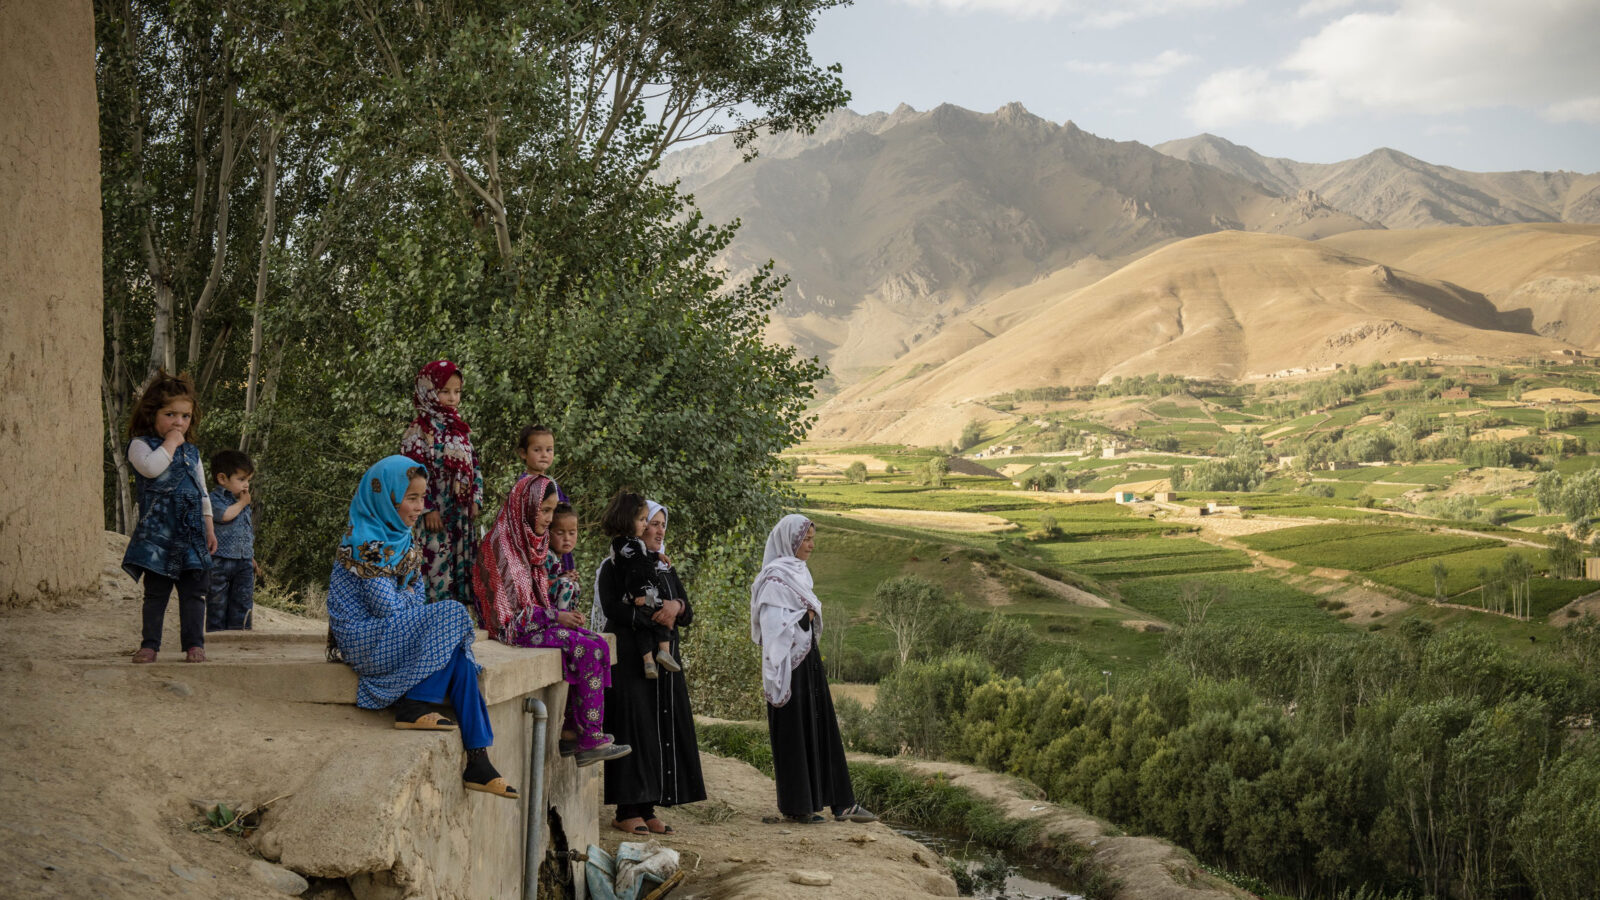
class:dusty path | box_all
[597,754,957,900]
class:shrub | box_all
[874,655,995,756]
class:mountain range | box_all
[657,103,1600,443]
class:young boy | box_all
[206,450,258,631]
[545,503,583,611]
[518,424,576,572]
[517,424,554,481]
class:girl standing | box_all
[123,371,217,664]
[474,475,630,767]
[751,514,875,824]
[400,360,483,608]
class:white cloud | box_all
[1066,50,1199,79]
[1295,0,1370,18]
[1066,50,1200,99]
[1188,0,1600,128]
[890,0,1242,26]
[1545,97,1600,124]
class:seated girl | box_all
[326,456,515,798]
[474,474,630,766]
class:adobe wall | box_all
[0,0,105,607]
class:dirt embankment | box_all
[848,756,1250,900]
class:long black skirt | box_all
[767,639,855,818]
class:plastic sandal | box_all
[132,648,157,664]
[464,776,518,799]
[184,647,208,663]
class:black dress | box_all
[599,560,706,811]
[767,615,855,818]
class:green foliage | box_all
[97,0,848,595]
[844,461,868,483]
[696,721,775,777]
[1509,737,1600,900]
[959,420,985,450]
[871,654,994,757]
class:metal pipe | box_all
[523,696,549,900]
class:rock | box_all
[251,826,284,861]
[845,833,877,844]
[163,681,193,697]
[250,859,310,895]
[788,870,833,886]
[169,862,211,882]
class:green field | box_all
[1116,572,1352,634]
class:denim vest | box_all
[122,436,212,580]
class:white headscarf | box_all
[750,514,821,707]
[645,500,670,572]
[591,499,672,632]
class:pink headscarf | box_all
[407,360,476,501]
[474,474,554,639]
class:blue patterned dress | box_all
[327,558,478,709]
[122,436,211,581]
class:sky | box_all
[804,0,1600,173]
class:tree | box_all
[1510,738,1600,900]
[923,455,949,488]
[844,461,868,483]
[1177,579,1224,626]
[1431,561,1449,602]
[875,575,949,667]
[959,420,984,450]
[1548,532,1583,580]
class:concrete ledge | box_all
[91,628,610,706]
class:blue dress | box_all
[122,436,211,581]
[327,563,478,709]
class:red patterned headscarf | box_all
[409,360,475,501]
[474,474,554,639]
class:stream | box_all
[887,823,1086,900]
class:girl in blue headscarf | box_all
[326,456,516,799]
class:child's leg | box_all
[564,631,613,748]
[439,646,493,750]
[226,559,255,630]
[140,572,175,650]
[176,569,208,650]
[205,564,230,632]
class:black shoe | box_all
[575,742,632,767]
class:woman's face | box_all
[396,476,427,527]
[437,374,463,408]
[643,510,667,552]
[534,492,559,535]
[794,524,815,561]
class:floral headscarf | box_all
[474,474,554,640]
[337,456,425,587]
[408,360,476,501]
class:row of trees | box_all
[841,618,1600,899]
[96,0,853,719]
[96,0,844,584]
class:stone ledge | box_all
[86,628,612,706]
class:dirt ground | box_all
[0,534,961,900]
[601,754,956,900]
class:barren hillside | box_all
[1318,224,1600,347]
[1156,134,1600,229]
[671,103,1373,382]
[813,231,1574,445]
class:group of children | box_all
[121,372,260,663]
[122,360,678,762]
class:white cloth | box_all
[645,500,670,571]
[127,440,213,517]
[750,514,821,707]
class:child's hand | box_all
[205,521,218,555]
[556,610,586,629]
[161,426,185,452]
[633,595,650,607]
[252,559,263,579]
[423,511,444,533]
[239,487,252,505]
[470,502,480,519]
